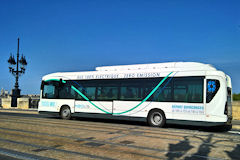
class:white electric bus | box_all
[38,62,232,128]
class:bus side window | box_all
[85,87,96,100]
[156,86,172,102]
[74,87,84,100]
[58,86,67,98]
[58,82,75,99]
[120,87,142,100]
[173,77,203,103]
[173,81,187,102]
[97,86,118,100]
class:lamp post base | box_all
[11,89,21,107]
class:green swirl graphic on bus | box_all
[71,72,173,115]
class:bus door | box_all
[58,81,75,113]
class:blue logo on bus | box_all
[208,81,216,92]
[41,101,56,107]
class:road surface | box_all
[0,111,239,160]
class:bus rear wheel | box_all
[147,109,166,127]
[60,106,71,120]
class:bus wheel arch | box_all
[60,105,72,120]
[147,109,166,127]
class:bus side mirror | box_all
[60,79,66,86]
[59,79,63,87]
[40,81,45,90]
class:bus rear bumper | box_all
[167,119,231,127]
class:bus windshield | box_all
[42,81,59,99]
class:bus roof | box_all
[42,62,219,80]
[96,62,216,71]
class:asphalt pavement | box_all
[0,109,239,159]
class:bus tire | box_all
[147,109,166,127]
[217,124,232,132]
[60,106,71,120]
[225,124,232,131]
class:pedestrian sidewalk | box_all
[0,108,38,114]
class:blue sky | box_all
[0,0,239,94]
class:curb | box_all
[232,125,240,130]
[0,108,38,114]
[0,108,37,111]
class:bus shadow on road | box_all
[164,123,229,133]
[165,133,239,160]
[225,144,240,160]
[48,115,229,133]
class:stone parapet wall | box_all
[232,101,240,120]
[17,98,30,109]
[1,97,30,109]
[1,97,12,108]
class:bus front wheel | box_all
[60,106,71,120]
[147,109,166,127]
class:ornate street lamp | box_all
[7,38,27,107]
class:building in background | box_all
[1,88,9,97]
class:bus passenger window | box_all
[85,87,96,100]
[173,77,203,103]
[97,87,118,100]
[107,89,113,97]
[75,87,84,100]
[174,83,187,102]
[120,87,141,100]
[154,86,172,102]
[59,85,75,99]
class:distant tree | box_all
[233,93,240,101]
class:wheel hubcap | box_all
[151,113,162,125]
[63,109,70,117]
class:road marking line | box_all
[228,131,240,135]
